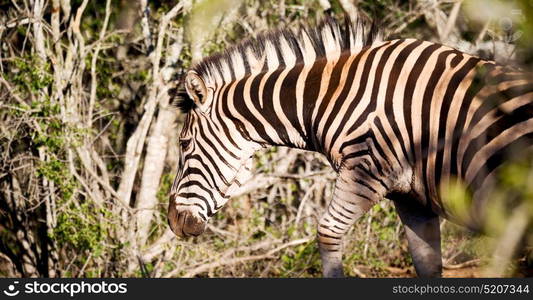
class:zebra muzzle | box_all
[168,205,207,238]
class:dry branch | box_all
[443,259,481,270]
[182,238,312,278]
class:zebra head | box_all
[168,70,259,238]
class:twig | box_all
[88,0,112,129]
[441,0,462,42]
[485,203,530,277]
[75,148,124,203]
[295,182,319,224]
[443,259,481,270]
[475,20,491,45]
[317,0,331,11]
[338,0,358,19]
[141,229,176,262]
[0,17,36,30]
[77,252,93,277]
[269,170,334,180]
[350,266,368,278]
[182,238,311,277]
[139,0,153,52]
[32,0,47,62]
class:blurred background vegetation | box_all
[0,0,532,278]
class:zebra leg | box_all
[318,173,377,278]
[393,197,442,277]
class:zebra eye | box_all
[179,138,192,151]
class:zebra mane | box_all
[192,16,382,89]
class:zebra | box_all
[168,16,533,277]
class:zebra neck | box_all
[228,52,363,149]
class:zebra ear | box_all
[185,71,208,107]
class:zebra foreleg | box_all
[317,173,378,278]
[393,198,442,277]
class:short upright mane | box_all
[192,16,382,88]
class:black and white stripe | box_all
[169,16,533,277]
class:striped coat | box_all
[168,17,533,277]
